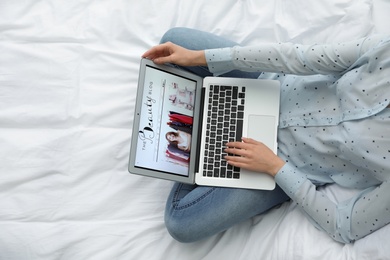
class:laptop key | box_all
[236,119,243,141]
[220,167,226,178]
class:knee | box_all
[159,27,191,45]
[164,214,197,243]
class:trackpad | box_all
[247,115,277,151]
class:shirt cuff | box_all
[274,163,307,197]
[205,48,236,75]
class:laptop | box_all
[128,58,280,190]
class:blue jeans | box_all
[161,27,290,243]
[159,27,261,79]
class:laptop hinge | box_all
[194,87,206,173]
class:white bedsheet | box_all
[0,0,389,259]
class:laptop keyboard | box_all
[202,85,245,179]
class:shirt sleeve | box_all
[205,35,388,76]
[275,163,390,243]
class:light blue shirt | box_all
[205,35,390,243]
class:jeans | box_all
[159,27,261,79]
[161,27,290,243]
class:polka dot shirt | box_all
[205,35,390,243]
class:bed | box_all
[1,0,389,259]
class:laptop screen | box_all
[134,65,197,177]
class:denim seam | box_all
[173,184,216,211]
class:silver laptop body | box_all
[128,58,279,190]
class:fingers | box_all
[224,137,265,158]
[224,146,254,171]
[225,154,248,164]
[241,137,258,144]
[142,42,207,67]
[224,138,254,157]
[225,137,259,150]
[224,157,248,169]
[225,146,248,157]
[152,56,172,65]
[142,43,172,63]
[142,42,170,57]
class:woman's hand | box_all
[142,42,207,67]
[224,137,285,177]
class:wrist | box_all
[192,50,206,66]
[269,158,286,177]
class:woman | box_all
[166,130,191,152]
[143,27,390,244]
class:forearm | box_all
[276,164,349,243]
[205,35,386,76]
[275,164,390,243]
